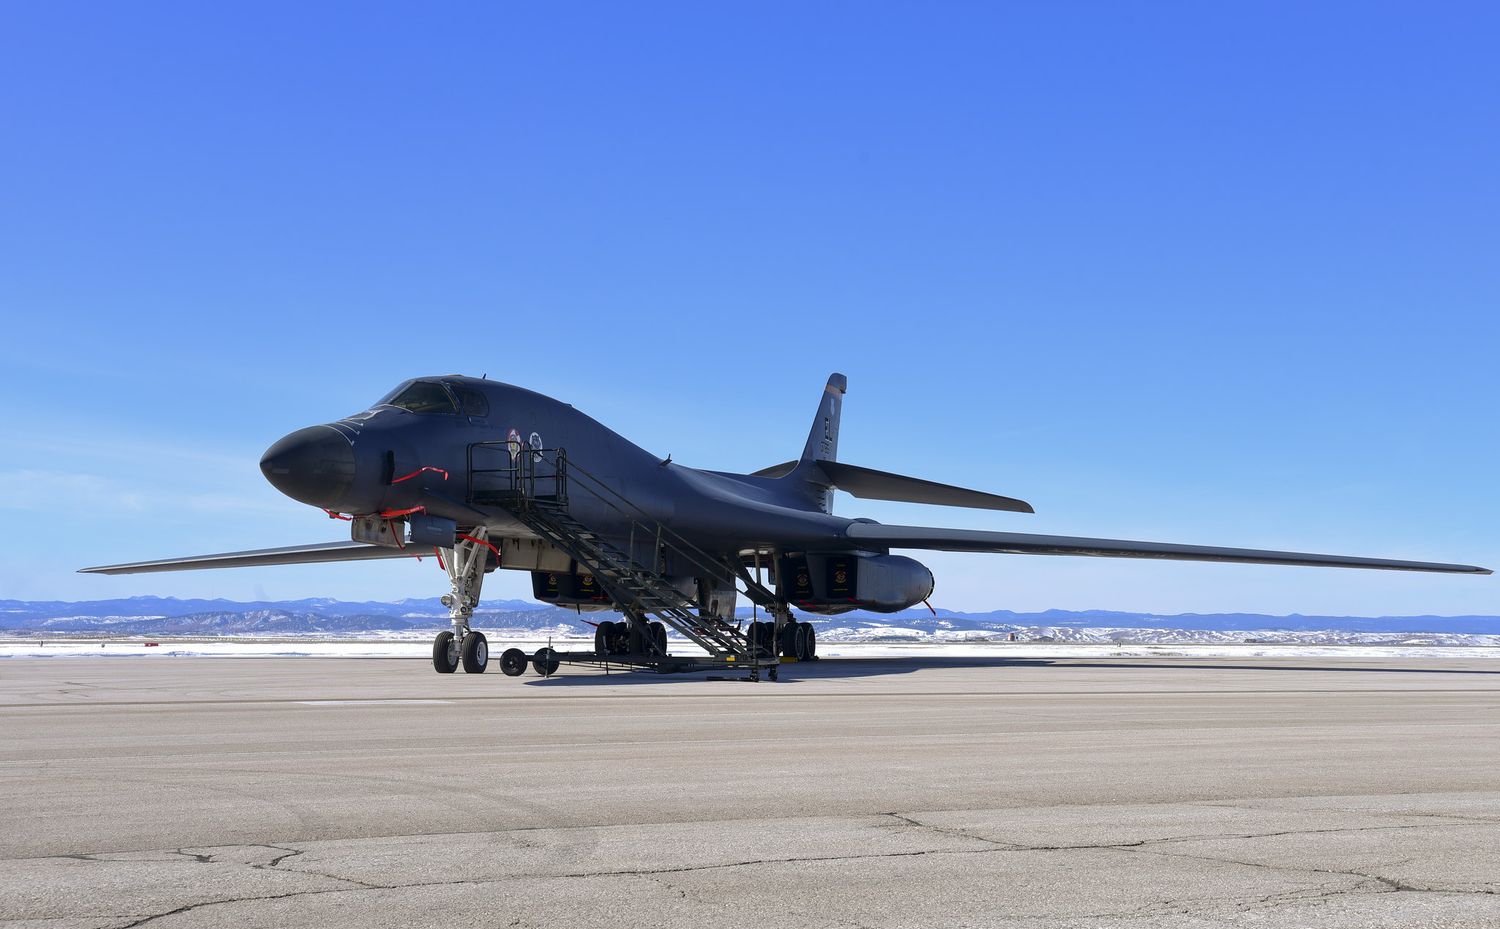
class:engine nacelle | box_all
[777,553,935,614]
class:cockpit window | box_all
[453,386,490,417]
[378,380,458,414]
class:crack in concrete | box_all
[1227,878,1385,915]
[925,816,1486,854]
[255,846,303,870]
[246,845,386,890]
[19,793,1497,863]
[555,846,975,880]
[106,847,975,926]
[1126,844,1499,903]
[876,811,1500,918]
[881,812,1021,848]
[113,887,345,929]
[59,814,1500,926]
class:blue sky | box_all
[1,3,1495,615]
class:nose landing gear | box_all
[430,529,495,674]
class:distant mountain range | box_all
[2,597,1498,646]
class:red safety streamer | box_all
[390,466,449,484]
[379,506,426,518]
[459,533,501,558]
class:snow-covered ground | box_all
[817,624,1500,648]
[4,638,1498,660]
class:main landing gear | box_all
[745,617,818,663]
[431,529,495,674]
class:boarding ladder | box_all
[467,445,783,672]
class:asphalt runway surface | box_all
[3,654,1498,928]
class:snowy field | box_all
[4,638,1499,661]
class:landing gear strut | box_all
[432,528,493,674]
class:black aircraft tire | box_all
[760,621,776,656]
[778,622,798,657]
[432,631,458,674]
[533,647,561,677]
[499,648,528,677]
[594,621,611,655]
[805,622,818,660]
[460,631,488,673]
[794,622,811,662]
[650,621,668,655]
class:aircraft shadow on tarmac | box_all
[521,656,1058,686]
[521,655,1500,686]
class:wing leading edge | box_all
[79,542,424,575]
[844,523,1491,575]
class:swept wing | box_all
[844,523,1491,574]
[80,542,424,575]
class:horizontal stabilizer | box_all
[820,461,1034,514]
[79,541,424,575]
[845,523,1492,574]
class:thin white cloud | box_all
[1,431,259,473]
[1,470,149,513]
[0,469,287,519]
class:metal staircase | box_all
[468,444,785,675]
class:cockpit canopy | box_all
[377,379,489,417]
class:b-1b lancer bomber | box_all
[83,374,1490,680]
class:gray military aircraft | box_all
[83,374,1490,680]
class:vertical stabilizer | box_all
[788,374,846,512]
[801,373,845,464]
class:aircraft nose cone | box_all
[260,427,356,509]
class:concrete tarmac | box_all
[2,654,1498,927]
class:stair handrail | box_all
[468,442,780,661]
[520,448,779,609]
